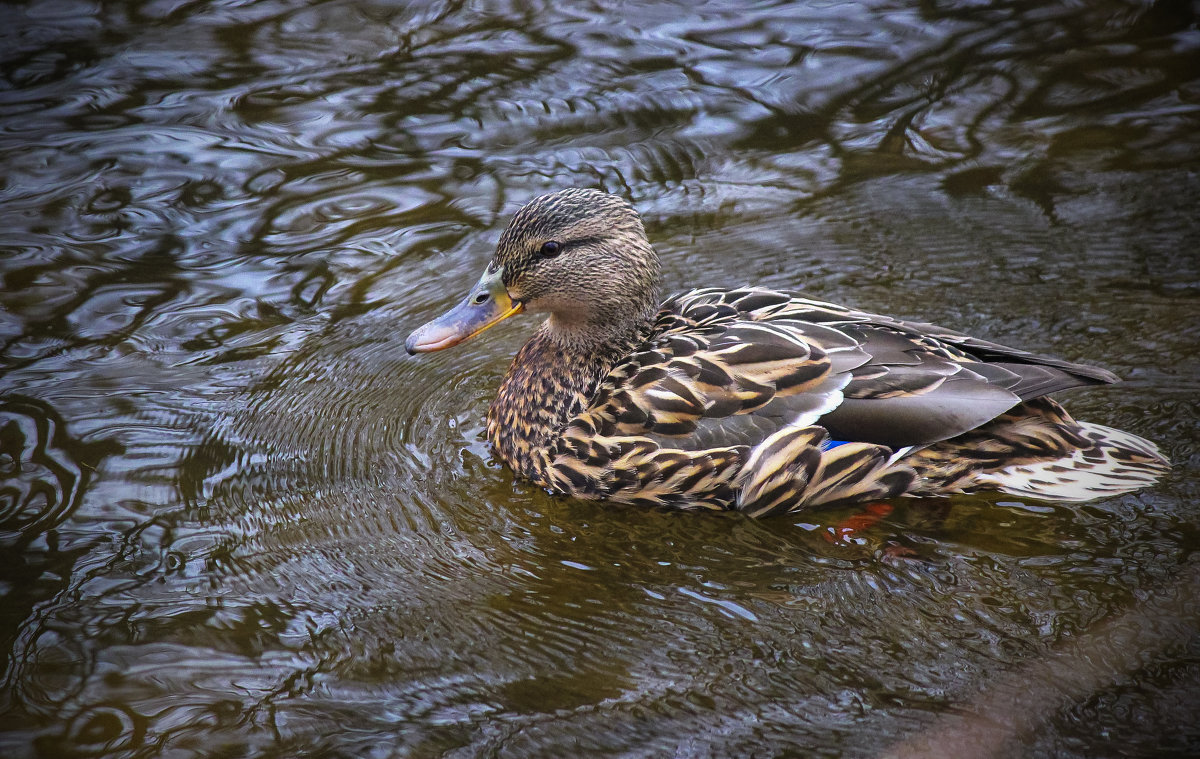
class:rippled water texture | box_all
[2,1,1199,756]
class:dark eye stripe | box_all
[534,236,602,261]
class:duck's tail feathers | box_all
[972,422,1169,502]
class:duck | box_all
[406,188,1168,515]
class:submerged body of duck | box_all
[407,189,1167,514]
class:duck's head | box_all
[406,188,661,354]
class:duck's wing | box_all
[709,288,1117,448]
[548,296,855,508]
[573,287,1118,452]
[692,286,1117,384]
[567,294,853,450]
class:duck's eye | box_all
[538,240,562,259]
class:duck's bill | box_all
[405,268,524,354]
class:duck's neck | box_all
[486,317,652,487]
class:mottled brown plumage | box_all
[407,188,1169,513]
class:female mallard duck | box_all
[406,188,1167,515]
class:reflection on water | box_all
[1,0,1198,756]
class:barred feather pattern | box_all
[486,287,1168,513]
[735,426,915,517]
[905,397,1170,501]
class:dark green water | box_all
[2,1,1199,756]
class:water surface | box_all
[2,1,1199,757]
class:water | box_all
[1,0,1198,756]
